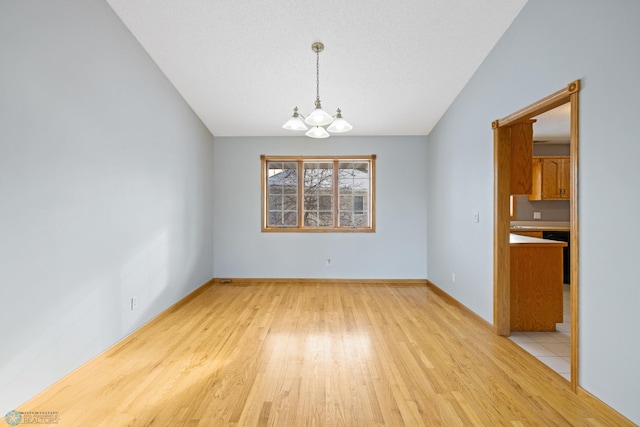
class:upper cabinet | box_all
[510,121,534,195]
[529,156,570,200]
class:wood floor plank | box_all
[17,280,634,426]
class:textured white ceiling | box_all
[105,0,528,137]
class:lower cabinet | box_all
[510,241,565,332]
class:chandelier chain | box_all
[316,49,320,103]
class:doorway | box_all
[492,81,580,390]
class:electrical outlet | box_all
[451,273,456,283]
[326,258,331,266]
[130,297,138,311]
[473,211,480,223]
[533,212,541,220]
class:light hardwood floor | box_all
[20,280,633,426]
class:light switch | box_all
[533,212,541,219]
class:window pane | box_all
[354,214,368,227]
[283,187,297,194]
[337,161,370,228]
[319,212,333,227]
[283,211,297,226]
[305,195,318,210]
[267,161,297,227]
[268,162,298,190]
[339,195,351,210]
[269,210,298,227]
[303,162,333,227]
[282,161,297,170]
[304,212,318,227]
[269,195,282,210]
[304,163,333,190]
[353,196,364,214]
[283,195,297,210]
[269,212,282,226]
[339,212,352,227]
[319,195,332,211]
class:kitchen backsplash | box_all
[515,196,570,221]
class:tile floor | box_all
[509,284,571,380]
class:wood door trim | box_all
[492,80,580,390]
[495,81,580,128]
[569,89,580,389]
[493,124,512,336]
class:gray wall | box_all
[0,1,214,410]
[427,0,640,423]
[212,136,428,280]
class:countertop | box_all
[510,233,568,247]
[510,221,570,232]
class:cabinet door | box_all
[540,157,570,200]
[558,157,570,199]
[528,156,570,201]
[510,122,534,195]
[528,158,542,200]
[542,158,562,199]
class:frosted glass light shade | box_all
[327,117,352,133]
[304,108,333,126]
[282,116,308,131]
[306,126,330,139]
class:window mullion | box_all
[333,160,339,228]
[298,159,303,228]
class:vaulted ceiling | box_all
[106,0,528,137]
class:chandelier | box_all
[282,42,352,139]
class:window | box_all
[262,155,375,232]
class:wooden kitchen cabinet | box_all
[529,156,570,200]
[510,234,566,332]
[510,121,534,195]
